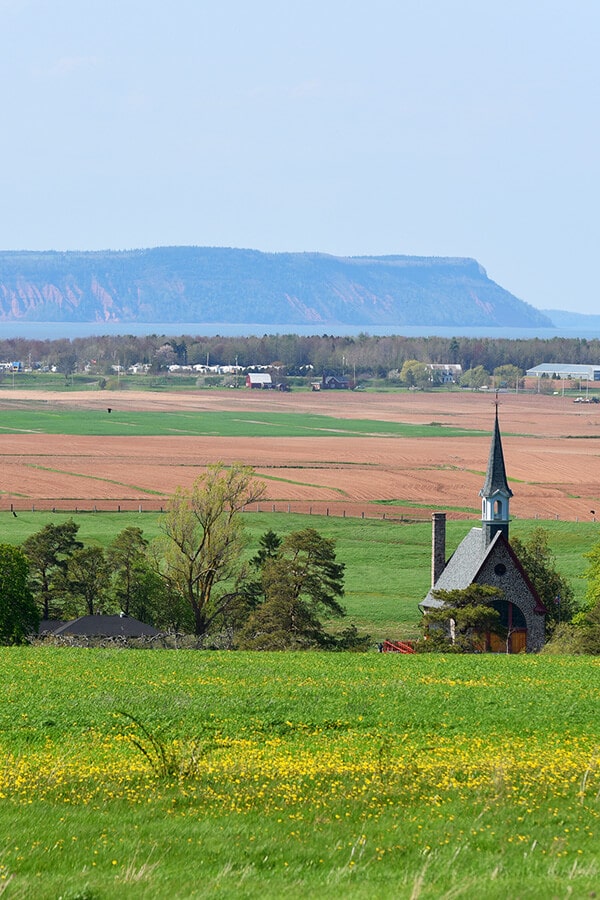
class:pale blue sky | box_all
[0,0,598,314]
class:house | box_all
[427,364,462,384]
[321,374,351,390]
[41,615,160,638]
[246,373,273,389]
[420,408,546,652]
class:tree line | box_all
[2,333,600,380]
[1,463,600,652]
[0,464,367,651]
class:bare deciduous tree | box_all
[156,463,264,636]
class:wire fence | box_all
[2,501,594,523]
[1,499,432,523]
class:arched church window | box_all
[491,600,526,630]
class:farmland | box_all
[1,386,599,638]
[0,388,600,525]
[0,649,599,898]
[0,387,599,896]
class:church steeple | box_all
[479,401,513,546]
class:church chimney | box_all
[431,512,446,587]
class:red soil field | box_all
[1,389,599,522]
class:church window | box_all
[491,600,526,629]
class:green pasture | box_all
[0,649,599,898]
[0,511,596,641]
[0,404,485,438]
[0,372,203,393]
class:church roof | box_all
[480,408,513,499]
[420,528,546,614]
[421,527,490,609]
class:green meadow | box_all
[0,511,596,641]
[0,649,598,898]
[0,405,485,438]
[1,398,599,897]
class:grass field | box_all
[0,649,598,898]
[0,373,204,393]
[1,511,596,641]
[0,406,485,439]
[1,390,599,897]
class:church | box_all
[420,406,547,652]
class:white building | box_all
[526,363,600,381]
[427,364,462,383]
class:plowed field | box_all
[1,388,599,522]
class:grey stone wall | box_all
[476,542,545,652]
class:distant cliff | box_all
[0,247,552,327]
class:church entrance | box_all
[487,600,527,653]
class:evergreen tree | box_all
[420,584,503,652]
[23,520,82,619]
[237,528,346,650]
[62,546,111,616]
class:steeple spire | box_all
[479,400,513,546]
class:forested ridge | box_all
[0,247,550,327]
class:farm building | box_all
[420,408,546,652]
[322,374,351,389]
[427,364,462,383]
[526,363,600,381]
[246,373,273,389]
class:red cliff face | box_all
[0,247,553,327]
[0,278,120,321]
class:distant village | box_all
[1,331,600,394]
[3,356,600,396]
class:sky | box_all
[0,0,598,315]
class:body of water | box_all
[2,322,600,341]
